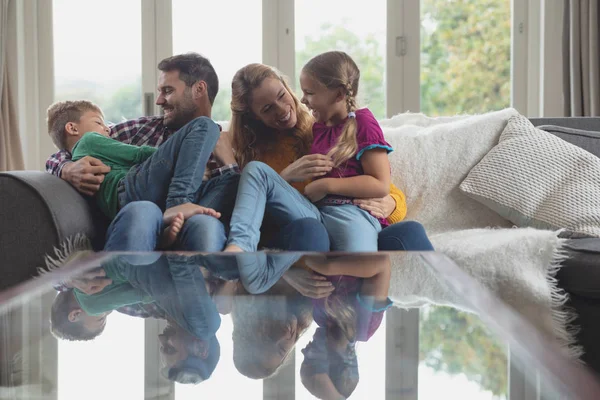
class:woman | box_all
[227,63,433,251]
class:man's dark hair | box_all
[158,52,219,105]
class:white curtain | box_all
[563,0,600,116]
[0,0,25,171]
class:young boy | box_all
[46,100,225,246]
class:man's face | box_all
[156,70,199,130]
[158,323,208,370]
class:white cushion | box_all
[459,115,600,237]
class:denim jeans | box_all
[267,218,331,251]
[104,200,229,252]
[378,220,434,251]
[228,161,380,251]
[121,116,220,210]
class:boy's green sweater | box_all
[73,259,154,316]
[71,132,157,219]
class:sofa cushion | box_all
[537,125,600,159]
[459,115,600,237]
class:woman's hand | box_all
[283,268,334,299]
[280,154,334,183]
[353,194,397,219]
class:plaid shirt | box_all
[45,116,239,178]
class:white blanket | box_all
[381,109,581,358]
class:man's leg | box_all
[103,201,163,251]
[195,171,240,223]
[378,220,434,251]
[227,161,321,251]
[176,214,227,252]
[123,117,220,210]
[267,218,330,251]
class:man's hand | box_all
[61,156,111,196]
[213,130,236,165]
[304,179,331,203]
[66,268,112,295]
[283,268,334,299]
[353,194,397,219]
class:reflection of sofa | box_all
[1,117,600,363]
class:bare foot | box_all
[224,244,244,253]
[160,212,184,249]
[164,203,221,225]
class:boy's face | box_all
[72,110,109,137]
[69,308,110,332]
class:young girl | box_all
[225,52,392,252]
[300,50,393,250]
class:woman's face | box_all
[249,77,298,131]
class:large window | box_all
[420,0,511,116]
[172,0,262,123]
[419,305,508,399]
[52,0,142,124]
[295,0,387,119]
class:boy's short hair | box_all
[158,52,219,105]
[46,100,103,150]
[50,291,104,341]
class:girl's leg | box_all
[320,205,381,252]
[378,220,434,251]
[123,117,220,210]
[227,161,321,252]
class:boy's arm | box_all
[74,133,156,167]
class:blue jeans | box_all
[267,218,330,251]
[378,220,434,251]
[104,201,228,251]
[121,116,220,210]
[227,161,379,251]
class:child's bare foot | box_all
[164,203,221,225]
[160,212,184,249]
[224,244,244,253]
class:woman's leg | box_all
[123,116,220,210]
[227,161,321,251]
[320,205,381,252]
[378,220,434,251]
[267,218,331,251]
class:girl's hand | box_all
[280,154,334,183]
[304,179,331,203]
[353,194,397,219]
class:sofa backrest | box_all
[531,117,600,158]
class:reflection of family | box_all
[45,51,434,254]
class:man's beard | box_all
[164,97,198,131]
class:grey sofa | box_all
[1,117,600,370]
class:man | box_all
[46,52,329,252]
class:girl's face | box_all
[250,77,298,131]
[299,71,345,124]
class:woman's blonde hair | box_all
[302,51,360,168]
[229,63,314,169]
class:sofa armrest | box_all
[0,171,107,290]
